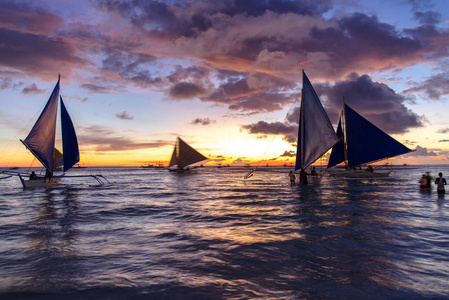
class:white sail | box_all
[21,78,59,172]
[295,71,338,171]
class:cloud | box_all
[439,140,449,143]
[243,73,423,144]
[437,128,449,134]
[116,111,134,120]
[318,73,423,133]
[230,157,251,166]
[22,83,45,95]
[241,120,297,143]
[201,72,296,113]
[191,118,215,126]
[0,27,83,79]
[168,82,209,99]
[405,145,437,157]
[0,1,64,35]
[280,150,295,157]
[404,73,449,100]
[1,0,448,120]
[82,125,170,151]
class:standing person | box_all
[289,171,296,185]
[426,172,433,189]
[311,167,318,176]
[299,168,308,184]
[435,172,447,194]
[419,174,428,189]
[44,169,52,183]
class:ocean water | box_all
[0,165,448,299]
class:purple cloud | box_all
[116,111,134,120]
[404,73,449,100]
[22,83,45,95]
[191,118,215,126]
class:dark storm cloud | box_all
[243,73,423,143]
[318,73,423,134]
[95,0,445,78]
[219,0,332,17]
[0,28,83,77]
[169,82,208,99]
[96,0,332,37]
[100,49,163,88]
[201,72,297,113]
[0,1,63,34]
[404,73,449,100]
[1,0,448,118]
[242,121,297,143]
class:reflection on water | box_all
[26,188,81,292]
[0,166,448,298]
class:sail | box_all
[344,103,412,167]
[295,71,338,171]
[61,96,80,171]
[54,148,63,169]
[168,145,178,167]
[21,79,60,172]
[169,137,207,169]
[327,117,345,168]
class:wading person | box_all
[435,172,447,194]
[299,168,308,184]
[289,171,296,185]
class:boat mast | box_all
[342,97,348,169]
[300,86,305,169]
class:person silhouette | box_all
[435,172,447,194]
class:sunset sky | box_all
[0,0,448,167]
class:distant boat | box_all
[142,162,165,169]
[295,71,338,182]
[327,103,413,179]
[1,76,108,189]
[168,137,207,172]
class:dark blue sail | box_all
[21,79,59,172]
[344,104,411,167]
[61,96,80,172]
[327,117,345,168]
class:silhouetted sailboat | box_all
[327,103,413,178]
[168,137,207,172]
[295,71,338,181]
[1,76,108,189]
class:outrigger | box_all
[0,75,109,190]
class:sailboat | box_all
[1,76,108,189]
[327,103,413,179]
[168,137,207,172]
[295,71,338,182]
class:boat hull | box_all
[329,170,390,179]
[19,176,62,189]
